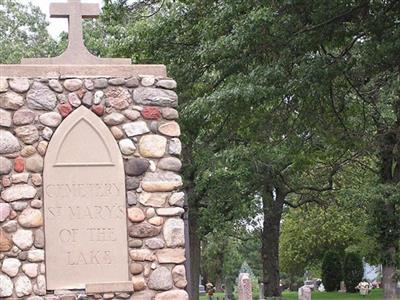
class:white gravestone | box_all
[298,285,312,300]
[238,273,252,300]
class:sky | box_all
[19,0,103,39]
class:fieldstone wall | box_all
[0,75,188,300]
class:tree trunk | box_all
[224,277,234,300]
[383,261,397,300]
[262,187,284,299]
[382,200,397,300]
[189,205,201,300]
[377,128,399,300]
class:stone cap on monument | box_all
[0,0,166,77]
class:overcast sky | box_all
[20,0,103,39]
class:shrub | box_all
[322,250,342,292]
[343,252,364,293]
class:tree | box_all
[343,252,364,293]
[96,1,400,298]
[322,251,342,292]
[0,0,59,63]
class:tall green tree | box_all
[343,252,364,293]
[0,0,58,63]
[96,1,400,298]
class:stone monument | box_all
[298,285,312,300]
[0,0,188,299]
[238,273,252,300]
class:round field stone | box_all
[168,192,185,207]
[126,77,139,88]
[1,184,36,202]
[169,138,182,156]
[15,125,39,144]
[109,77,125,85]
[25,154,44,173]
[133,87,178,107]
[145,238,165,250]
[156,207,185,217]
[129,222,161,238]
[12,229,33,250]
[0,130,21,154]
[1,258,21,277]
[13,108,36,126]
[94,78,108,89]
[130,263,144,275]
[27,249,44,262]
[104,112,125,125]
[142,171,183,192]
[128,207,145,223]
[139,135,167,158]
[37,141,48,156]
[15,274,32,297]
[163,218,184,247]
[148,216,164,226]
[157,157,182,172]
[148,266,173,291]
[14,156,25,172]
[92,104,104,116]
[156,248,186,264]
[0,274,13,297]
[129,249,155,261]
[141,76,155,87]
[68,92,81,107]
[124,109,141,120]
[161,107,179,120]
[58,103,73,117]
[9,78,30,93]
[132,276,146,291]
[0,228,13,251]
[0,157,12,175]
[39,112,62,127]
[0,203,11,221]
[21,145,36,157]
[63,79,83,91]
[139,192,169,208]
[158,121,181,137]
[18,208,43,228]
[157,79,177,90]
[82,91,93,107]
[141,107,161,120]
[172,265,187,288]
[111,126,124,139]
[124,158,149,176]
[0,108,12,127]
[22,263,38,278]
[0,91,24,110]
[49,79,63,93]
[123,121,150,137]
[125,177,140,190]
[27,82,57,111]
[106,87,131,110]
[0,78,8,92]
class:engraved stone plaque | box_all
[44,106,129,290]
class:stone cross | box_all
[21,0,130,65]
[238,273,253,300]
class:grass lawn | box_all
[200,289,395,300]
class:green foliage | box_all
[343,252,364,293]
[0,0,59,63]
[322,251,342,292]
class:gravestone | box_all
[44,106,129,289]
[0,0,188,299]
[238,273,252,300]
[298,285,312,300]
[259,282,265,300]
